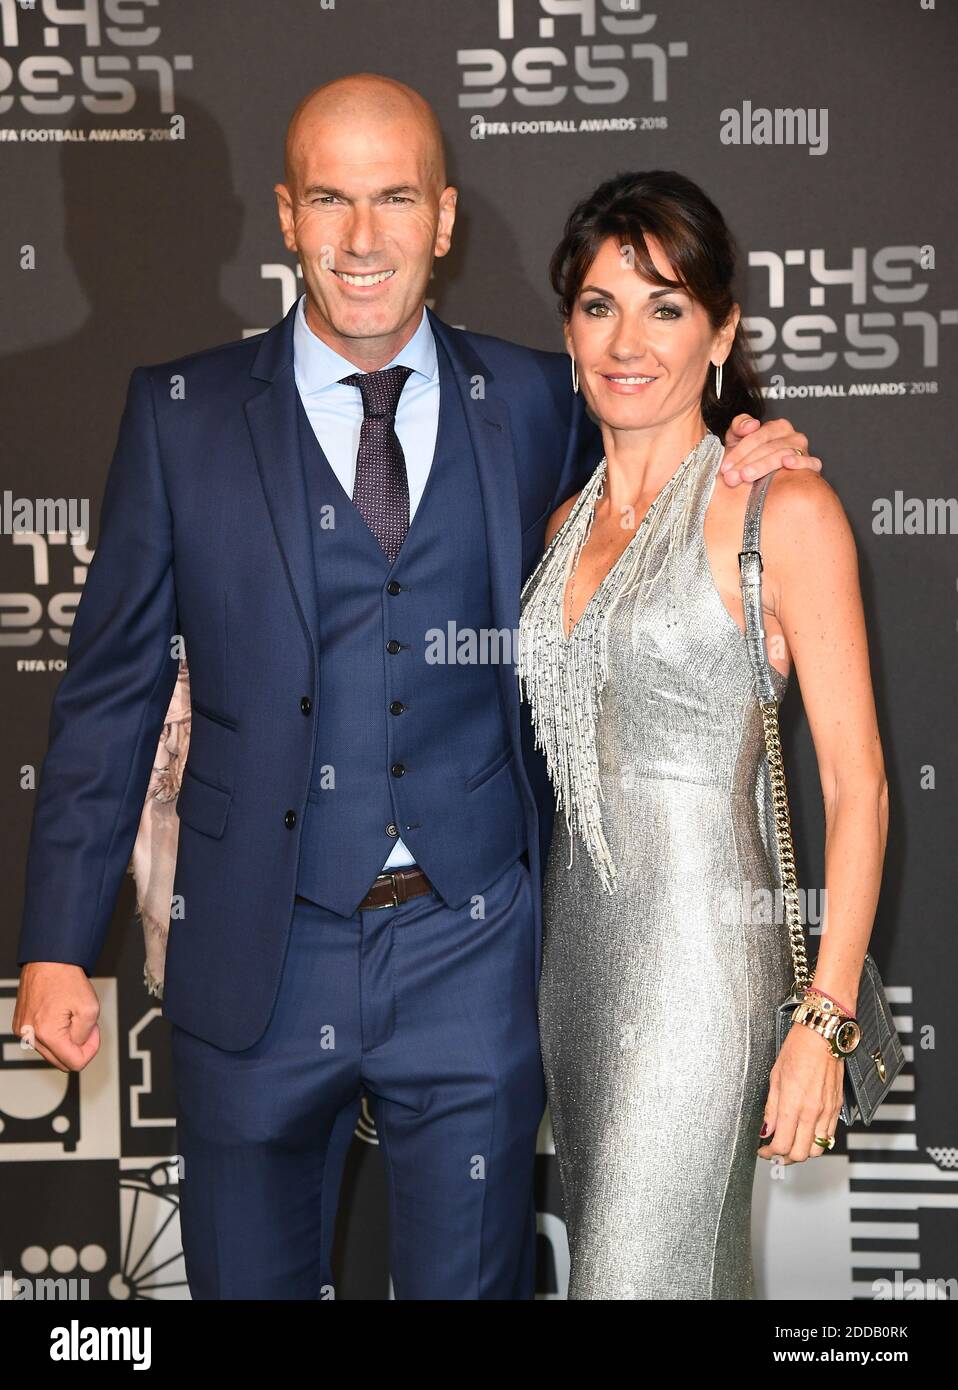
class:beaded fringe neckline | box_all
[517,432,724,893]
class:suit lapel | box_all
[428,310,521,632]
[428,309,523,725]
[245,300,321,671]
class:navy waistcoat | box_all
[294,336,527,916]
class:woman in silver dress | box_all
[518,172,888,1299]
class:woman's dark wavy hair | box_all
[549,169,763,438]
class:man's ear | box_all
[434,185,459,258]
[273,183,297,253]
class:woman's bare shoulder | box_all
[759,469,852,554]
[545,492,580,547]
[750,470,859,618]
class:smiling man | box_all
[14,73,821,1300]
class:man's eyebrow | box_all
[578,283,688,300]
[302,183,422,199]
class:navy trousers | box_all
[170,856,545,1299]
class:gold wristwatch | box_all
[791,992,862,1058]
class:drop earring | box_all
[714,360,723,399]
[571,357,579,394]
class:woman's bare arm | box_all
[763,469,889,1009]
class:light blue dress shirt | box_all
[292,293,440,872]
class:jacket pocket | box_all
[175,764,232,839]
[464,744,514,793]
[191,699,238,731]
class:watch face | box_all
[835,1020,862,1055]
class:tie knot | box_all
[340,364,413,420]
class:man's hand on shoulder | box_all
[720,413,823,487]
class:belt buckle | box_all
[383,870,402,909]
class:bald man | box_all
[15,73,820,1300]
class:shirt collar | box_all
[293,293,438,396]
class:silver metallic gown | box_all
[518,433,792,1300]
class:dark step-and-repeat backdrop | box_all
[1,1,954,1302]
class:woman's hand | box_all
[757,1023,845,1163]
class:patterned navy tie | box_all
[340,365,414,563]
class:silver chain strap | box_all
[758,697,812,993]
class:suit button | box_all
[386,823,399,837]
[284,809,297,828]
[389,701,404,715]
[390,763,405,777]
[300,696,312,715]
[386,639,401,654]
[386,580,402,595]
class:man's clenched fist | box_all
[13,962,101,1072]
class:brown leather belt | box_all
[296,865,433,913]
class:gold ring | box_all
[813,1134,835,1151]
[794,447,805,457]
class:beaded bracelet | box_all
[805,985,857,1021]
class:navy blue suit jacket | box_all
[17,301,602,1048]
